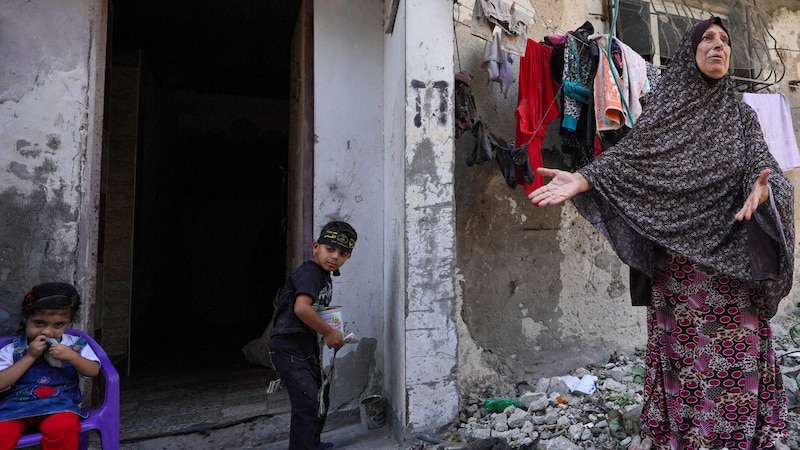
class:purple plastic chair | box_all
[0,329,120,449]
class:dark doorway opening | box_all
[108,0,301,375]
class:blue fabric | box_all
[563,80,590,104]
[0,334,87,421]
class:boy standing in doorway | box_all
[269,221,357,450]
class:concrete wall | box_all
[453,0,643,394]
[3,0,799,443]
[769,6,800,315]
[402,0,460,433]
[383,0,410,434]
[0,0,104,333]
[314,0,388,412]
[453,0,800,398]
[315,0,460,435]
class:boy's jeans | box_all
[269,334,326,449]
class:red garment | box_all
[515,40,561,194]
[0,412,80,450]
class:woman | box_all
[530,17,793,450]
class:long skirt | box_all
[640,251,787,450]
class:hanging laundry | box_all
[515,39,561,194]
[742,92,800,170]
[455,72,494,167]
[592,35,650,132]
[470,0,533,57]
[454,71,478,139]
[482,26,516,97]
[511,141,535,184]
[466,120,494,166]
[543,21,600,171]
[560,22,594,132]
[493,135,517,188]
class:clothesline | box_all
[455,2,800,58]
[453,0,595,44]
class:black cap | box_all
[317,221,357,253]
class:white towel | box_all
[742,92,800,171]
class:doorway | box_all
[102,0,303,375]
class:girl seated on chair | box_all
[0,282,100,450]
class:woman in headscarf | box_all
[529,17,793,450]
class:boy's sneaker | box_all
[315,442,334,450]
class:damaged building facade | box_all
[1,0,799,444]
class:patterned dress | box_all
[570,18,794,450]
[641,250,786,449]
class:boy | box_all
[269,221,357,450]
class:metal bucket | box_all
[318,306,343,332]
[359,395,385,430]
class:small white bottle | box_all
[43,338,63,368]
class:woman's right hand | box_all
[528,168,590,206]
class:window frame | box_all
[614,0,782,91]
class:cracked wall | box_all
[454,0,800,396]
[0,0,98,332]
[314,0,390,418]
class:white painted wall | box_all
[403,0,460,431]
[315,0,461,435]
[0,0,104,331]
[313,0,387,403]
[383,0,409,433]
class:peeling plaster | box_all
[0,187,78,333]
[454,270,500,387]
[328,337,382,410]
[0,5,89,332]
[1,68,87,205]
[555,203,645,347]
[521,316,546,342]
[405,71,459,430]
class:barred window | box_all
[613,0,784,91]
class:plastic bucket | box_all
[359,395,385,430]
[318,306,343,332]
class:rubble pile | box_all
[454,353,651,450]
[442,338,800,450]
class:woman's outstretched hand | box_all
[528,167,591,206]
[735,168,771,221]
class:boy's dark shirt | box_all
[271,260,333,336]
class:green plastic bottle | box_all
[483,397,525,413]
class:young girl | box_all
[0,282,101,450]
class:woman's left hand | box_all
[735,169,771,221]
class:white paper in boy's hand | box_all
[343,332,357,343]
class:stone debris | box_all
[452,352,649,449]
[410,328,800,450]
